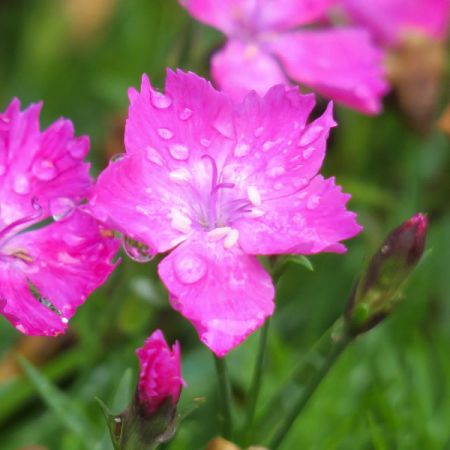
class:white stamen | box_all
[224,229,239,249]
[247,186,261,206]
[169,209,192,233]
[207,227,232,241]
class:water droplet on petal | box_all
[293,177,308,189]
[213,109,235,139]
[266,165,285,178]
[110,153,125,163]
[122,235,155,263]
[32,159,57,180]
[151,90,172,109]
[306,194,320,210]
[298,125,324,147]
[179,107,193,120]
[254,126,264,137]
[157,128,173,140]
[68,137,89,159]
[169,144,189,161]
[61,317,69,324]
[234,143,250,157]
[146,146,164,166]
[174,253,207,284]
[302,146,315,159]
[200,138,211,147]
[50,197,76,221]
[14,175,30,194]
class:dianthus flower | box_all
[178,0,388,114]
[0,99,118,336]
[136,329,183,415]
[91,69,362,356]
[341,0,449,47]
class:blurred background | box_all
[0,0,449,449]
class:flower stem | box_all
[268,320,352,449]
[213,355,234,440]
[243,317,271,444]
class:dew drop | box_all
[146,146,164,166]
[298,125,324,147]
[50,197,76,221]
[68,137,89,159]
[293,177,308,189]
[151,90,172,109]
[157,128,174,140]
[200,138,211,147]
[306,194,320,210]
[266,165,285,178]
[110,153,125,163]
[122,235,154,263]
[14,175,30,195]
[254,126,264,137]
[174,253,207,284]
[61,317,69,324]
[234,143,250,157]
[169,144,189,161]
[302,146,315,159]
[32,159,58,180]
[179,107,193,120]
[213,109,235,139]
[262,139,280,151]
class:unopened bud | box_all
[116,330,184,450]
[346,213,428,334]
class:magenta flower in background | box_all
[178,0,388,114]
[136,329,183,415]
[91,70,361,356]
[0,99,119,336]
[341,0,450,47]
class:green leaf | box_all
[19,357,98,449]
[286,255,314,272]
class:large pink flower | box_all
[0,99,119,336]
[136,329,183,415]
[341,0,450,47]
[91,70,362,356]
[178,0,388,114]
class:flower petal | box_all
[178,0,334,33]
[0,211,119,335]
[342,0,450,46]
[211,40,288,101]
[237,175,362,255]
[158,235,275,356]
[268,28,389,114]
[91,152,194,253]
[0,99,91,226]
[126,70,235,161]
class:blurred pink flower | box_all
[178,0,388,114]
[91,69,362,356]
[0,99,119,336]
[136,329,183,414]
[341,0,449,46]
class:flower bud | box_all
[346,213,428,334]
[117,330,184,450]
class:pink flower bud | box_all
[347,213,428,333]
[136,329,183,415]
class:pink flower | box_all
[91,69,362,356]
[0,99,119,336]
[340,0,450,47]
[136,329,183,414]
[178,0,388,114]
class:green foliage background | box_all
[0,0,449,449]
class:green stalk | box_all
[243,317,271,444]
[214,355,234,440]
[268,319,352,449]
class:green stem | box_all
[213,355,234,440]
[243,317,271,443]
[268,322,352,449]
